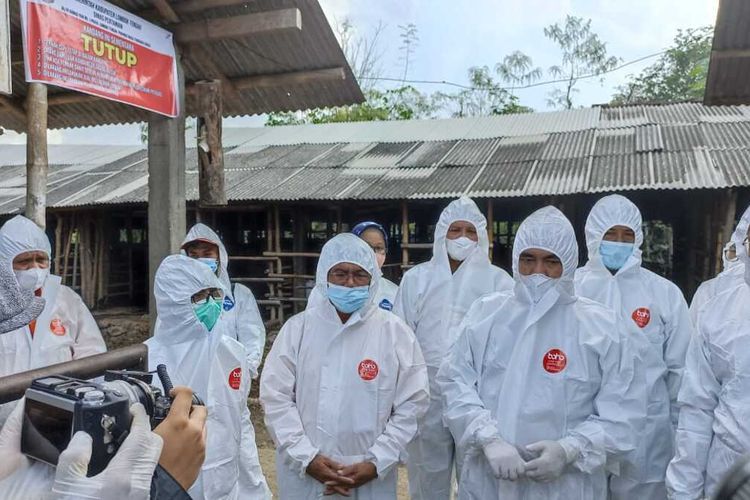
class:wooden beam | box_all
[25,83,48,228]
[151,0,180,24]
[196,80,226,207]
[182,44,244,108]
[47,67,346,106]
[218,67,345,91]
[711,48,750,60]
[138,0,258,20]
[401,201,409,269]
[174,9,301,44]
[0,94,27,125]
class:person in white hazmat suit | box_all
[666,219,750,499]
[392,196,513,500]
[574,194,692,500]
[690,205,750,324]
[180,223,271,498]
[437,206,644,500]
[0,215,106,413]
[260,233,430,499]
[306,221,398,311]
[146,255,259,500]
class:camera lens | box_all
[101,379,157,417]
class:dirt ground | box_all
[95,310,411,498]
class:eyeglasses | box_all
[328,269,372,286]
[191,289,223,304]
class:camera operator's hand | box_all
[0,400,30,481]
[51,403,163,499]
[153,386,207,491]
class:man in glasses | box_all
[146,254,261,500]
[393,197,513,500]
[261,233,429,499]
[306,221,399,312]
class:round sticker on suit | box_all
[50,319,66,336]
[543,348,567,374]
[358,359,379,381]
[228,367,242,390]
[632,307,651,329]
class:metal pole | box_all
[0,344,149,404]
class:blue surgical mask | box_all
[327,284,370,314]
[196,257,219,274]
[193,297,222,331]
[599,241,634,271]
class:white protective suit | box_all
[574,194,692,500]
[666,215,750,499]
[0,215,106,377]
[260,233,430,500]
[145,255,258,500]
[437,206,644,500]
[392,196,514,500]
[181,223,271,499]
[690,206,750,325]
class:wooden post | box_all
[401,201,409,268]
[196,80,226,207]
[487,199,494,260]
[718,188,737,272]
[147,55,186,326]
[25,83,48,228]
[53,214,62,275]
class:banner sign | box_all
[20,0,179,116]
[0,0,10,95]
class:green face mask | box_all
[193,297,222,332]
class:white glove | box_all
[0,401,30,481]
[50,403,163,500]
[483,438,526,481]
[524,440,577,482]
[0,399,56,499]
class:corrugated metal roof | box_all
[594,128,635,156]
[635,125,664,153]
[705,0,750,105]
[2,0,363,131]
[5,102,750,210]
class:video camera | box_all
[20,364,203,476]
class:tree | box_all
[398,23,419,83]
[611,26,712,105]
[433,64,535,118]
[496,51,543,100]
[266,20,434,126]
[544,16,620,109]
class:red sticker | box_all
[228,367,242,390]
[358,359,379,381]
[632,307,651,329]
[49,319,66,336]
[543,349,567,374]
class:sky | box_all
[0,0,719,146]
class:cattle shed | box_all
[1,101,748,322]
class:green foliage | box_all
[266,86,437,126]
[433,66,534,117]
[544,16,620,109]
[611,27,712,105]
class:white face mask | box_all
[519,273,556,303]
[446,237,478,261]
[15,267,50,292]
